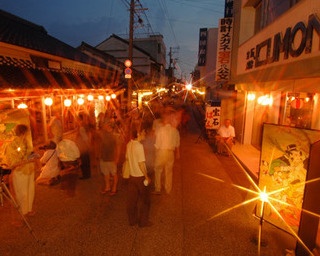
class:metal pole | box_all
[127,0,134,111]
[257,200,265,256]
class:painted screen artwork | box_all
[258,124,320,234]
[0,109,33,166]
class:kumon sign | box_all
[245,14,320,71]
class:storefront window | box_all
[283,93,314,129]
[254,0,300,33]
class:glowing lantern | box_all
[247,93,256,101]
[77,97,84,105]
[257,95,273,106]
[87,94,94,101]
[64,99,71,107]
[111,93,116,99]
[17,103,28,109]
[44,97,53,106]
[106,95,111,101]
[291,98,304,109]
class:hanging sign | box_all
[125,67,132,79]
[216,18,233,82]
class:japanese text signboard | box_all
[198,28,208,66]
[205,106,221,130]
[215,18,233,82]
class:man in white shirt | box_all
[126,129,152,227]
[153,110,180,194]
[216,119,235,156]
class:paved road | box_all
[0,127,296,256]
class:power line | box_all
[155,0,179,47]
[168,0,224,15]
[119,0,156,37]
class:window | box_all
[254,0,300,33]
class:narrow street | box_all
[0,111,296,256]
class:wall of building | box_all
[198,28,218,102]
[237,0,320,82]
[133,35,166,71]
[231,0,320,148]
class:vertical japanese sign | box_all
[215,18,233,82]
[224,0,234,18]
[205,106,221,130]
[198,28,208,66]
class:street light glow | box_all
[259,191,269,202]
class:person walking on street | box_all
[98,122,120,195]
[76,114,91,179]
[153,109,180,195]
[126,129,152,227]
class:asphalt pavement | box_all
[0,118,296,256]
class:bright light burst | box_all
[198,145,319,256]
[259,190,269,203]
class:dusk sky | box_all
[0,0,225,79]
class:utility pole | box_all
[168,47,174,83]
[168,46,179,84]
[127,0,134,111]
[127,0,148,111]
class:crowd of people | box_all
[3,103,189,228]
[3,101,238,228]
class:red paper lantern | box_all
[291,98,304,109]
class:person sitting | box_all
[57,138,81,172]
[36,141,61,185]
[215,119,235,156]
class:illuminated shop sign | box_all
[205,105,221,130]
[246,14,320,70]
[216,18,233,82]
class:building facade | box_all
[0,10,124,145]
[196,28,219,102]
[230,0,320,149]
[95,34,167,89]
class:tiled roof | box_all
[96,34,157,63]
[0,9,122,90]
[0,55,34,68]
[0,9,103,66]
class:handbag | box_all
[122,159,130,179]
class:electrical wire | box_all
[156,0,179,47]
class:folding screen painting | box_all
[258,124,320,235]
[0,109,33,166]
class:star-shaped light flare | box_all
[198,143,319,255]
